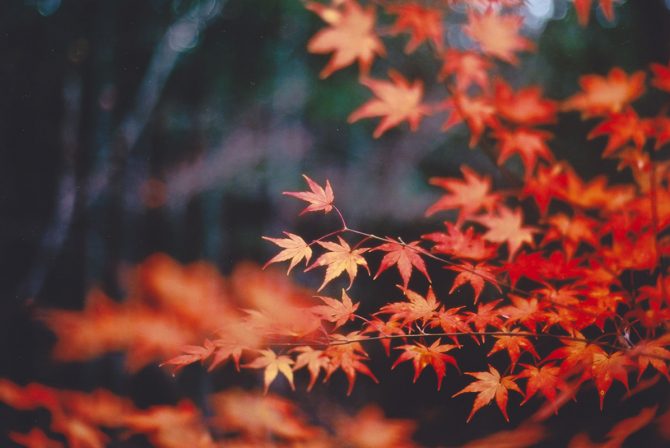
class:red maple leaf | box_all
[474,206,537,260]
[306,236,370,291]
[439,49,491,92]
[392,339,459,391]
[464,10,534,65]
[588,107,648,157]
[426,166,500,223]
[373,240,431,289]
[422,222,497,261]
[349,70,430,138]
[651,60,670,92]
[562,68,645,118]
[447,262,501,303]
[388,3,444,53]
[283,174,334,215]
[453,365,523,422]
[493,127,554,174]
[494,81,557,126]
[306,0,385,78]
[312,289,360,329]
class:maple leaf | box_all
[243,349,295,394]
[423,223,495,261]
[499,295,544,332]
[588,107,648,157]
[487,330,540,369]
[629,335,670,380]
[464,10,533,64]
[574,0,616,26]
[388,3,444,53]
[518,364,567,408]
[426,166,500,222]
[453,365,523,422]
[333,405,417,448]
[474,206,537,259]
[283,174,334,215]
[542,213,599,259]
[441,94,498,147]
[560,166,635,211]
[466,299,504,335]
[392,339,459,390]
[311,289,359,329]
[494,81,557,126]
[262,232,312,274]
[590,351,632,409]
[546,334,606,373]
[160,339,215,374]
[324,331,379,395]
[447,262,501,303]
[348,70,429,138]
[292,346,329,391]
[562,68,645,118]
[306,236,369,291]
[373,240,431,288]
[9,429,63,448]
[651,60,670,92]
[494,127,554,174]
[439,49,491,92]
[379,286,440,327]
[306,0,385,78]
[429,306,471,344]
[362,317,406,356]
[521,163,568,215]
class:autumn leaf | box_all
[348,70,429,138]
[590,351,633,409]
[588,107,648,157]
[441,93,498,147]
[312,289,360,329]
[466,300,504,335]
[262,232,312,274]
[422,222,497,261]
[448,262,501,303]
[562,68,645,118]
[373,240,430,288]
[283,174,334,215]
[464,10,534,64]
[574,0,616,26]
[160,339,215,374]
[439,49,491,92]
[9,429,63,448]
[392,339,459,390]
[474,206,537,259]
[651,60,670,92]
[488,331,540,369]
[493,127,554,174]
[292,346,329,391]
[378,286,440,327]
[325,332,379,395]
[453,365,523,422]
[244,349,296,394]
[333,405,417,448]
[426,166,500,222]
[306,236,370,291]
[306,0,385,78]
[388,3,444,53]
[494,81,557,126]
[518,364,567,408]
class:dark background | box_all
[1,0,670,446]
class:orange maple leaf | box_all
[448,262,501,303]
[388,3,444,53]
[487,330,540,369]
[348,70,429,138]
[312,289,360,329]
[441,93,498,147]
[439,49,491,92]
[474,206,537,260]
[562,68,645,118]
[494,127,554,174]
[9,429,63,448]
[283,174,334,215]
[379,286,440,327]
[518,364,568,407]
[306,0,385,78]
[494,81,557,126]
[574,0,616,26]
[243,349,295,394]
[262,232,312,273]
[422,222,497,261]
[651,60,670,92]
[588,107,648,157]
[306,236,370,291]
[453,365,523,422]
[373,240,431,289]
[292,346,329,391]
[392,339,459,390]
[464,10,534,65]
[426,166,500,223]
[590,351,632,409]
